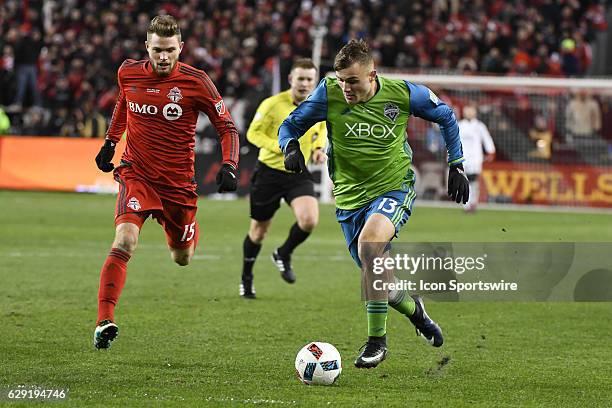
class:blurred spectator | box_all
[457,53,478,73]
[481,48,508,74]
[47,107,70,135]
[21,108,48,136]
[458,105,496,212]
[0,107,11,134]
[59,110,80,137]
[1,44,16,105]
[79,104,107,138]
[528,115,553,160]
[560,38,580,76]
[565,91,602,142]
[12,28,43,108]
[0,0,607,137]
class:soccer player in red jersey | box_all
[93,15,239,349]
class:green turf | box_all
[1,190,611,407]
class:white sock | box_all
[465,180,479,208]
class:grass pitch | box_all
[1,190,611,407]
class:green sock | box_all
[366,300,388,337]
[389,290,416,316]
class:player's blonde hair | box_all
[291,58,318,73]
[147,15,181,41]
[333,39,373,71]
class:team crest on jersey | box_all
[163,103,183,121]
[167,87,183,103]
[215,100,226,116]
[127,197,141,211]
[384,102,400,122]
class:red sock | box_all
[97,248,131,325]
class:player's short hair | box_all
[291,58,317,73]
[147,15,181,41]
[333,39,373,71]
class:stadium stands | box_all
[1,0,609,136]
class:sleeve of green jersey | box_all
[404,81,465,166]
[279,79,328,152]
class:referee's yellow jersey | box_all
[247,89,327,172]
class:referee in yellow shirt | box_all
[240,58,327,298]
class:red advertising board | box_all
[481,162,612,207]
[2,136,611,208]
[0,136,125,193]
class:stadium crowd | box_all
[0,0,609,137]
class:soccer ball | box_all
[295,342,342,385]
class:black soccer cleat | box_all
[271,250,296,284]
[408,296,444,347]
[93,320,119,349]
[354,336,388,369]
[240,276,256,299]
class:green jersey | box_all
[325,76,413,209]
[279,75,464,210]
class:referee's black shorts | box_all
[249,161,316,221]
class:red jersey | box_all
[106,59,239,197]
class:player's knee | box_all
[250,230,267,243]
[297,214,318,232]
[113,234,138,254]
[172,252,191,266]
[249,224,269,243]
[357,240,386,268]
[357,244,374,266]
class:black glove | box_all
[283,139,306,173]
[448,163,470,204]
[216,163,237,193]
[95,139,116,172]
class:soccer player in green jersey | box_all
[278,40,469,368]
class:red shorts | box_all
[114,166,199,250]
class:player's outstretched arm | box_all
[279,79,328,172]
[405,81,469,204]
[194,72,240,173]
[96,68,128,172]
